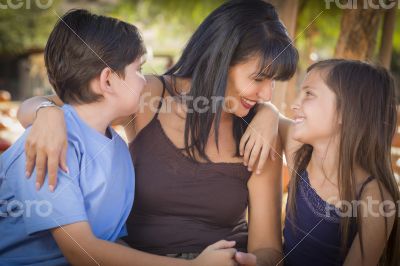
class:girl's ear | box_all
[99,67,115,94]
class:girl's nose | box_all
[291,100,300,111]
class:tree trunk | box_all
[335,3,383,60]
[267,0,299,114]
[379,5,397,69]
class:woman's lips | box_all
[240,97,256,109]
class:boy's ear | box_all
[99,67,115,94]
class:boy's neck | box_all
[71,102,115,136]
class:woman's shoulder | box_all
[135,75,165,124]
[142,75,165,99]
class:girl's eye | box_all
[254,78,263,82]
[305,91,313,96]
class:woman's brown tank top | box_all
[123,76,252,255]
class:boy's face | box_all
[112,56,146,116]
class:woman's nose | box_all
[257,83,273,102]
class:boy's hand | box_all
[235,251,257,266]
[25,106,68,192]
[191,240,238,266]
[239,103,279,175]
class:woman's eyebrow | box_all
[251,72,268,79]
[301,85,317,92]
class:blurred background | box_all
[0,0,399,190]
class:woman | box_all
[18,0,298,264]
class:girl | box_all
[280,59,400,265]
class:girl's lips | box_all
[294,117,305,124]
[240,97,256,109]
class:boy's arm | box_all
[51,222,190,266]
[52,222,238,266]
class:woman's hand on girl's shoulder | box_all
[239,103,280,175]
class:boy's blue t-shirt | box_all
[0,104,135,265]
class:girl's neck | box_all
[308,137,340,185]
[308,137,370,186]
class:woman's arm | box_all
[343,180,396,266]
[239,103,280,175]
[240,103,302,174]
[18,95,69,190]
[17,94,131,129]
[17,94,63,128]
[277,113,302,170]
[16,94,135,190]
[247,139,284,266]
[52,222,238,266]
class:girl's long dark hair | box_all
[165,0,298,161]
[287,59,400,265]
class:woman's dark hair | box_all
[45,9,146,104]
[164,0,298,161]
[287,59,400,265]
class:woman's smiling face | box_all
[291,69,340,145]
[225,56,275,117]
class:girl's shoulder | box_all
[358,177,394,203]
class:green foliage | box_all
[107,0,224,57]
[0,0,397,67]
[295,0,342,68]
[0,0,58,55]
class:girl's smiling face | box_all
[291,69,340,145]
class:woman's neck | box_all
[170,76,191,95]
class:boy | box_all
[0,9,237,266]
